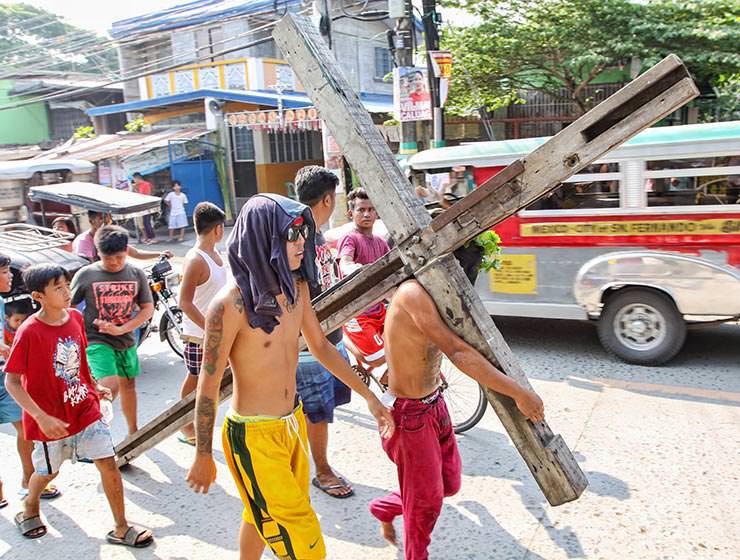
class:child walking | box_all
[4,263,154,546]
[0,256,60,510]
[165,180,189,242]
[177,202,227,444]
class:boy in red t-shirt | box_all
[4,263,154,547]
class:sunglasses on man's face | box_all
[286,222,309,242]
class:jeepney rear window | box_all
[645,154,740,207]
[526,162,620,211]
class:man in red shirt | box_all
[131,172,157,244]
[4,263,153,546]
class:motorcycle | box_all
[138,255,184,358]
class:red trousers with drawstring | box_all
[369,394,462,560]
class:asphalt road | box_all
[0,243,738,558]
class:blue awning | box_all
[87,88,393,117]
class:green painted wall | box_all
[0,80,50,145]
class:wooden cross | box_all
[116,14,697,507]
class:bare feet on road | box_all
[380,521,398,546]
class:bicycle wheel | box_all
[440,357,487,433]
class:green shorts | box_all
[86,344,140,380]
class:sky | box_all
[20,0,478,35]
[22,0,202,34]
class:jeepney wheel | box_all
[598,288,686,366]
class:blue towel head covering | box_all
[227,194,317,334]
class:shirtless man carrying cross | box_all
[186,194,394,560]
[369,246,545,559]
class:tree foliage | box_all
[441,0,740,117]
[0,3,117,76]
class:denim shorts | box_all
[296,342,350,423]
[32,418,114,475]
[0,373,22,424]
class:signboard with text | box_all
[394,67,432,122]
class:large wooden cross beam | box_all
[116,15,697,507]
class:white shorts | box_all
[168,213,188,229]
[32,418,114,475]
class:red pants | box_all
[369,394,462,560]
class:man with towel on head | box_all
[186,194,394,560]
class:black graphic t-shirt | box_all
[71,262,153,351]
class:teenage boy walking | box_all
[4,263,153,546]
[295,166,354,498]
[187,194,394,560]
[71,226,154,435]
[369,248,545,559]
[338,188,391,376]
[177,202,227,444]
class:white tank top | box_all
[181,247,228,340]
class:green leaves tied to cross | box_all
[115,14,698,507]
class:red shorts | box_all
[343,306,386,363]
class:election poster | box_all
[394,67,432,122]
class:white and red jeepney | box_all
[408,121,740,365]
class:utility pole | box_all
[422,0,444,148]
[390,0,417,156]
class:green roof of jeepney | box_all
[408,120,740,170]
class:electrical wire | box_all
[0,3,292,77]
[0,7,312,112]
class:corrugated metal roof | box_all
[409,121,740,170]
[87,89,394,117]
[32,128,210,163]
[110,0,303,39]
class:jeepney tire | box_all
[598,288,687,366]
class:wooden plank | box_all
[115,371,233,466]
[431,160,525,231]
[273,12,587,505]
[430,61,698,250]
[272,13,429,244]
[115,21,698,479]
[413,255,588,505]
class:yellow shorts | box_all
[222,404,325,560]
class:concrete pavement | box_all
[0,268,738,558]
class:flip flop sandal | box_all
[106,526,154,548]
[0,499,7,509]
[312,476,355,499]
[14,512,47,539]
[177,433,196,447]
[18,485,61,500]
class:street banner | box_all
[429,50,452,108]
[394,67,432,122]
[429,50,452,78]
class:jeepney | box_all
[408,121,740,365]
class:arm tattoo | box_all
[195,395,216,454]
[203,301,225,376]
[233,292,244,314]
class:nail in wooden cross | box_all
[116,15,697,507]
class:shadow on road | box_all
[495,317,740,406]
[120,448,241,552]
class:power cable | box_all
[0,9,311,112]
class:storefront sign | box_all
[394,67,432,122]
[489,254,538,294]
[225,107,321,132]
[520,218,740,237]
